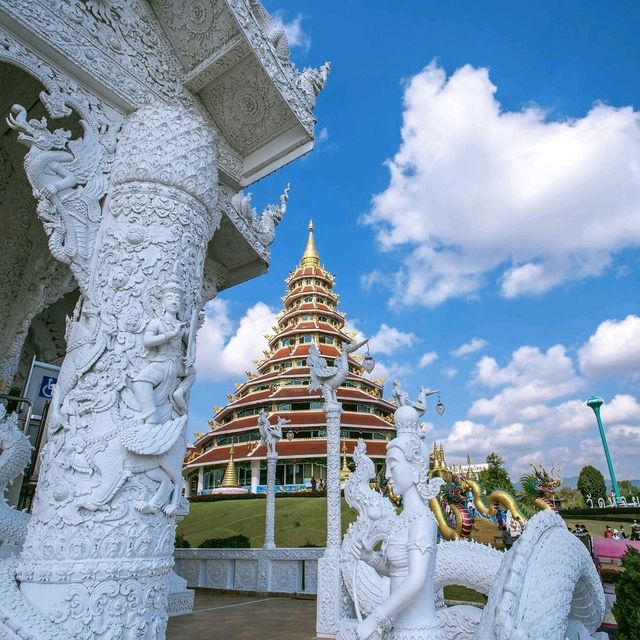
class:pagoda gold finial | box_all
[340,439,351,483]
[300,219,320,267]
[220,444,239,488]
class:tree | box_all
[478,452,516,495]
[576,465,606,503]
[618,480,640,500]
[555,486,585,510]
[612,547,640,640]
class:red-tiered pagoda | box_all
[183,222,396,495]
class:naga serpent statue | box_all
[429,457,561,541]
[0,405,31,550]
[339,432,606,640]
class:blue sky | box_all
[190,1,640,483]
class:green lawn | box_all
[178,498,510,549]
[178,498,358,548]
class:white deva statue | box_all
[258,409,289,456]
[351,405,445,640]
[130,269,197,424]
[339,404,607,640]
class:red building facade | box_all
[183,223,396,494]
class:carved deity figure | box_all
[352,406,445,640]
[130,273,195,425]
[308,339,368,405]
[258,409,289,457]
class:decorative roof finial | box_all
[301,219,320,267]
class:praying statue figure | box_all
[352,405,445,640]
[130,272,196,425]
[258,409,289,457]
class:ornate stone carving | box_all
[258,408,287,457]
[0,406,31,548]
[7,104,114,293]
[296,62,331,110]
[0,0,185,108]
[308,339,368,405]
[231,182,290,247]
[258,409,288,549]
[0,102,220,639]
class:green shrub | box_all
[175,532,191,548]
[197,534,251,548]
[613,547,640,640]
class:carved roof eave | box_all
[0,2,321,191]
[224,1,315,136]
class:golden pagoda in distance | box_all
[183,222,396,495]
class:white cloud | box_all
[441,367,458,379]
[369,323,417,356]
[441,335,640,477]
[318,127,329,142]
[470,345,583,422]
[578,315,640,378]
[451,337,488,358]
[418,351,439,368]
[195,299,277,382]
[273,11,311,52]
[363,61,640,307]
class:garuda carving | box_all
[308,339,368,405]
[6,104,112,292]
[258,408,289,457]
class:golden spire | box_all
[220,444,239,488]
[300,219,320,267]
[340,439,351,483]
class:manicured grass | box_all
[178,498,358,548]
[563,517,638,539]
[443,585,487,604]
[178,498,509,549]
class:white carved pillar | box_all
[197,466,205,495]
[316,401,343,637]
[9,103,219,638]
[264,452,277,549]
[251,459,260,494]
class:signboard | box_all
[21,357,61,421]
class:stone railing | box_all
[174,547,324,595]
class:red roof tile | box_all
[185,438,389,467]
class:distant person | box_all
[576,525,593,556]
[501,528,513,550]
[604,525,613,539]
[318,478,325,492]
[508,517,522,540]
[612,528,620,540]
[631,520,640,541]
[619,525,627,540]
[311,477,317,492]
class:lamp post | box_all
[586,396,621,504]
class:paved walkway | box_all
[167,590,317,640]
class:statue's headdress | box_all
[162,264,183,295]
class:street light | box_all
[586,395,621,504]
